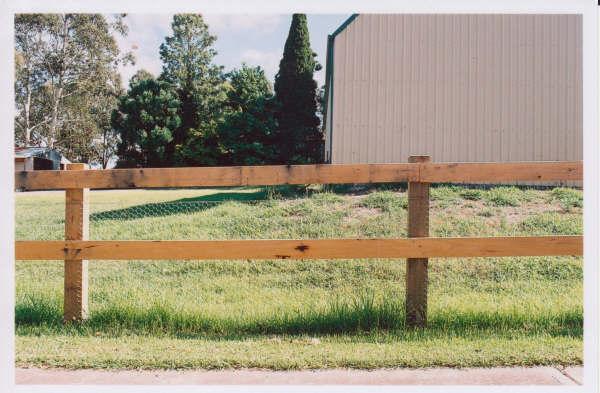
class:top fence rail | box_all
[14,161,583,191]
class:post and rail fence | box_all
[15,157,583,327]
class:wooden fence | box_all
[15,157,583,327]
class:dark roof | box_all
[14,147,71,163]
[330,14,359,38]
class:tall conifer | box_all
[274,14,323,164]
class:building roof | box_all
[14,146,71,164]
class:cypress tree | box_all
[274,14,323,164]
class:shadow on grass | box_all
[16,294,582,340]
[90,190,269,221]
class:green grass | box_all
[460,189,484,201]
[484,186,534,207]
[548,187,584,211]
[15,185,583,370]
[359,191,408,212]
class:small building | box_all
[323,14,582,166]
[15,147,71,171]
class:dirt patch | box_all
[439,199,566,225]
[343,206,380,225]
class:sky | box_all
[114,14,351,89]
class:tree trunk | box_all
[24,82,31,145]
[49,86,62,148]
[49,16,69,149]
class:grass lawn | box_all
[15,184,583,370]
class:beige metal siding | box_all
[330,14,582,168]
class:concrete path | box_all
[16,366,582,385]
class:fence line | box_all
[15,161,582,190]
[14,236,583,261]
[14,157,584,327]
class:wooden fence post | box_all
[406,155,430,328]
[64,163,89,322]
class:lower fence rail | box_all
[16,236,582,260]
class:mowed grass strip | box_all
[15,184,583,369]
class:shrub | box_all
[430,185,462,208]
[460,189,483,201]
[485,187,523,207]
[519,213,582,235]
[549,188,583,211]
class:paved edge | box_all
[16,366,583,385]
[557,366,583,385]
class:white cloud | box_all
[239,49,282,83]
[204,14,284,35]
[115,14,285,88]
[114,14,173,87]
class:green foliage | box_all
[360,191,407,213]
[460,189,484,201]
[219,65,278,165]
[111,75,181,167]
[430,185,461,199]
[173,126,222,166]
[430,185,462,208]
[548,188,583,211]
[14,14,130,166]
[274,14,323,164]
[159,14,227,166]
[519,213,582,235]
[485,187,526,207]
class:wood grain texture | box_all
[419,161,582,182]
[15,236,583,261]
[63,163,89,322]
[14,163,420,190]
[406,156,430,328]
[14,161,581,190]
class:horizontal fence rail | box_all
[15,161,582,190]
[15,237,583,260]
[15,158,584,326]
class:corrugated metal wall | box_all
[329,14,582,168]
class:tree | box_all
[219,65,277,165]
[14,13,132,166]
[274,14,323,164]
[53,66,124,166]
[88,74,124,168]
[129,69,154,85]
[111,74,181,167]
[14,14,52,146]
[159,14,227,165]
[316,84,326,125]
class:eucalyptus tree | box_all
[14,13,132,165]
[14,14,54,146]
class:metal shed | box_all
[323,14,582,169]
[15,147,71,171]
